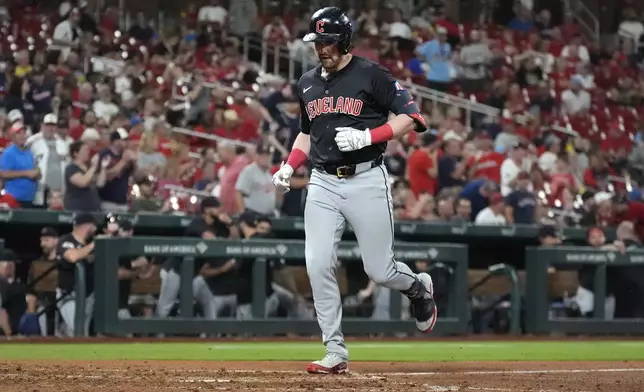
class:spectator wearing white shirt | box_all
[50,8,81,64]
[500,142,533,196]
[538,135,561,175]
[475,193,507,225]
[198,0,228,25]
[560,35,590,64]
[26,114,69,206]
[561,76,591,116]
[387,8,412,39]
[92,85,119,123]
[618,8,644,44]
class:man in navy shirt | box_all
[29,66,54,119]
[98,128,136,213]
[504,171,537,224]
[438,137,466,191]
[0,126,39,207]
[459,179,497,218]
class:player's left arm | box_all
[370,66,427,139]
[335,66,426,152]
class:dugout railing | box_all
[90,237,469,336]
[525,246,644,334]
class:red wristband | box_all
[369,124,394,144]
[286,148,308,170]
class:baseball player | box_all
[272,7,437,374]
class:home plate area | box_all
[1,360,643,392]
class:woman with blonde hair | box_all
[137,131,166,177]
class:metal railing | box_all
[240,36,501,130]
[564,0,600,45]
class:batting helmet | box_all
[303,7,353,54]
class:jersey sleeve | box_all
[295,76,311,135]
[371,65,427,133]
[298,96,311,135]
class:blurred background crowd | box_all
[1,0,644,337]
[0,0,641,229]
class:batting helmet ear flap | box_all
[339,31,353,54]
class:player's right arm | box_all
[272,94,311,191]
[289,96,312,160]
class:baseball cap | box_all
[443,130,463,142]
[594,191,613,204]
[8,109,23,123]
[130,116,143,128]
[110,127,129,142]
[81,128,100,141]
[538,225,562,240]
[201,196,221,210]
[43,113,58,125]
[74,213,97,226]
[1,248,17,262]
[490,192,504,204]
[239,210,259,227]
[41,227,58,237]
[9,122,25,135]
[119,220,134,231]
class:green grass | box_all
[1,341,644,362]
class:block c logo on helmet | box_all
[316,20,325,33]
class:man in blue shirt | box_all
[415,26,453,92]
[0,126,39,207]
[98,128,136,213]
[459,179,497,218]
[508,7,534,32]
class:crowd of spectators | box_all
[0,0,640,233]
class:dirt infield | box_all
[1,360,643,392]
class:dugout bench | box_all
[526,246,644,334]
[91,237,470,336]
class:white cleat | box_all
[306,353,349,374]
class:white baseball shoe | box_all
[412,272,438,333]
[306,353,348,374]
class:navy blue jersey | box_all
[297,56,425,167]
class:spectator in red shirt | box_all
[407,132,439,197]
[218,141,252,215]
[467,135,504,184]
[613,198,644,238]
[213,109,259,143]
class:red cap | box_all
[490,193,504,204]
[9,122,25,135]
